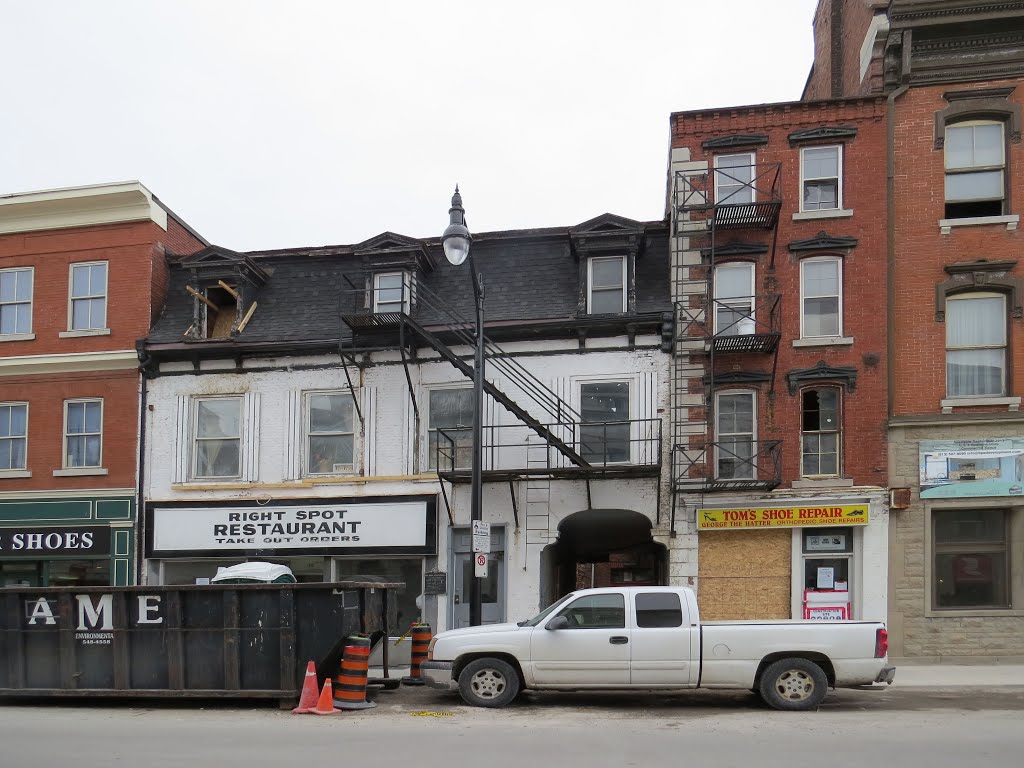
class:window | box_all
[373,272,408,314]
[587,256,626,314]
[306,392,355,475]
[0,268,33,336]
[427,388,473,470]
[714,153,755,205]
[800,258,842,338]
[580,382,630,464]
[0,403,28,471]
[933,509,1009,609]
[716,391,755,479]
[554,593,625,629]
[64,400,102,468]
[192,397,242,479]
[69,262,108,331]
[714,263,755,336]
[802,527,853,595]
[945,121,1005,219]
[801,145,842,211]
[635,592,683,628]
[202,284,238,338]
[801,388,840,477]
[945,293,1006,398]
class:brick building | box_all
[0,182,206,586]
[807,0,1024,660]
[666,97,891,623]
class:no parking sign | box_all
[474,552,488,578]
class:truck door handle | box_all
[609,636,628,645]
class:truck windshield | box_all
[518,594,575,627]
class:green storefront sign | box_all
[0,494,135,587]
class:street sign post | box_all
[474,552,488,578]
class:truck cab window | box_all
[555,593,625,628]
[635,592,683,627]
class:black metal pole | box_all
[469,255,484,627]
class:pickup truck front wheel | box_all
[758,658,828,711]
[457,657,520,708]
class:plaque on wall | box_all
[424,571,447,595]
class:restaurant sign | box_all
[697,504,869,530]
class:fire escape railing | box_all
[672,440,782,493]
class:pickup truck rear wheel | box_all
[458,657,520,708]
[759,658,828,711]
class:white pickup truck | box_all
[421,586,895,711]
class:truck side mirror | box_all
[546,615,570,631]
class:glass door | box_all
[451,526,505,628]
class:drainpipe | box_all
[886,83,910,418]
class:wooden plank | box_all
[185,285,219,312]
[237,301,258,332]
[217,280,240,299]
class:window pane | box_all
[66,435,100,468]
[90,263,108,295]
[717,393,753,434]
[308,434,354,473]
[83,402,101,433]
[9,405,27,436]
[0,306,14,335]
[15,305,30,334]
[309,394,352,433]
[803,297,840,337]
[714,264,752,299]
[803,180,838,210]
[716,303,754,336]
[0,408,7,436]
[90,298,107,329]
[376,273,403,304]
[717,438,754,478]
[428,427,472,470]
[716,154,754,204]
[944,125,974,169]
[947,296,1005,346]
[428,389,473,430]
[195,439,240,477]
[935,552,1008,608]
[590,288,624,313]
[71,300,90,330]
[591,258,623,289]
[557,593,625,629]
[2,437,26,470]
[72,265,91,297]
[197,399,241,438]
[934,509,1006,545]
[635,592,683,628]
[802,389,838,431]
[0,273,14,302]
[973,123,1003,167]
[803,260,838,297]
[945,171,1003,202]
[67,402,84,434]
[804,147,839,178]
[946,349,1005,397]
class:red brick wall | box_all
[672,97,890,486]
[0,370,138,490]
[891,82,1024,416]
[804,1,887,101]
[804,0,835,101]
[149,217,206,326]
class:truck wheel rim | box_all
[774,670,814,701]
[470,669,506,699]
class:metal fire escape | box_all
[670,159,785,530]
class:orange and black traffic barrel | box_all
[333,635,377,710]
[401,623,432,686]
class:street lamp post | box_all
[441,186,484,627]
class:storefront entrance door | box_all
[451,526,505,628]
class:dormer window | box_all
[373,271,409,314]
[587,256,626,314]
[204,282,239,338]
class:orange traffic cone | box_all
[312,679,339,716]
[291,661,320,714]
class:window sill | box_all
[792,208,854,221]
[791,477,855,489]
[792,336,854,348]
[939,214,1019,234]
[925,608,1024,619]
[53,467,109,477]
[0,333,36,343]
[941,396,1021,414]
[0,470,31,479]
[58,328,111,338]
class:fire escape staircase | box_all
[669,160,785,531]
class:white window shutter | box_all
[360,387,376,476]
[242,392,261,482]
[284,389,303,480]
[173,395,190,484]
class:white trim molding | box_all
[53,467,109,477]
[939,214,1019,234]
[0,349,139,376]
[941,396,1021,414]
[0,181,168,234]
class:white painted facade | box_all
[142,334,677,632]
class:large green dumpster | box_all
[0,580,401,703]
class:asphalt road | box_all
[3,687,1023,768]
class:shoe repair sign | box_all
[698,503,869,530]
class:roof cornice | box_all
[0,181,168,235]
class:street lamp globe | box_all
[442,186,472,266]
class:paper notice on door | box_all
[816,567,835,589]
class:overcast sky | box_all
[2,0,820,251]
